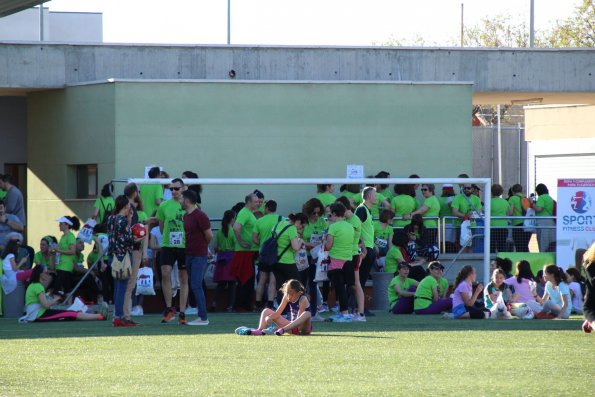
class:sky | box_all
[46,0,581,46]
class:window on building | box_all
[71,164,98,199]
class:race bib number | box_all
[169,232,183,246]
[310,233,323,246]
[375,237,388,249]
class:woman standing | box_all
[315,185,336,209]
[490,184,513,253]
[272,213,308,293]
[51,216,80,296]
[92,183,115,225]
[108,195,136,327]
[408,184,440,245]
[533,183,555,252]
[391,184,418,228]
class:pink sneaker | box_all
[250,329,263,336]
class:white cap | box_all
[56,217,73,226]
[442,184,454,188]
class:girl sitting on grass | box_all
[533,265,572,319]
[450,265,489,319]
[235,279,312,336]
[484,268,518,318]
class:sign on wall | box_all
[556,179,595,269]
[346,165,364,179]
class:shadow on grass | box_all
[0,313,585,340]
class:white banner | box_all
[556,179,595,269]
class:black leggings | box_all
[329,267,349,312]
[358,248,375,294]
[466,305,486,319]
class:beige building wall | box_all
[525,105,595,141]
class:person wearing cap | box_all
[51,216,81,297]
[439,184,457,253]
[388,262,419,314]
[0,199,24,252]
[414,261,453,314]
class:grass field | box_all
[1,312,593,396]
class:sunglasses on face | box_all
[169,187,181,192]
[421,188,429,192]
[464,187,472,190]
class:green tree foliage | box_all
[543,0,595,47]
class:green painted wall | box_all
[114,81,472,219]
[27,84,115,247]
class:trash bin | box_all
[2,281,26,318]
[372,271,394,311]
[472,219,484,253]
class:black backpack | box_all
[259,218,291,266]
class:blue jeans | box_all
[114,279,128,318]
[187,256,208,320]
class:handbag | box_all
[111,253,132,280]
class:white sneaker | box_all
[187,318,209,326]
[185,307,198,315]
[311,313,325,322]
[131,306,144,317]
[352,314,366,322]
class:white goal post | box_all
[122,177,492,285]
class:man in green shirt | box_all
[140,167,164,217]
[355,187,377,316]
[252,200,280,310]
[451,183,483,251]
[156,178,186,323]
[231,193,260,311]
[508,184,531,252]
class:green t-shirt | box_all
[0,189,6,200]
[302,216,328,251]
[536,194,554,216]
[140,184,164,217]
[275,221,299,264]
[216,229,236,252]
[384,246,404,274]
[451,194,483,226]
[315,193,337,208]
[234,207,257,251]
[346,215,362,256]
[388,276,416,308]
[254,214,282,249]
[33,251,51,268]
[508,194,524,226]
[137,211,148,223]
[341,191,363,206]
[414,276,439,310]
[156,199,186,249]
[491,197,510,227]
[373,221,393,251]
[25,282,47,318]
[439,196,455,225]
[422,195,441,228]
[380,189,394,202]
[369,192,387,219]
[328,220,354,261]
[390,195,417,227]
[94,196,115,224]
[56,231,76,272]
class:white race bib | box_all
[169,232,183,246]
[375,237,388,249]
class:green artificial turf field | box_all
[0,312,593,396]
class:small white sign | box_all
[347,165,364,179]
[144,165,163,179]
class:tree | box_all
[543,0,595,47]
[463,14,529,47]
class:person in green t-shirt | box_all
[388,262,419,313]
[374,209,394,259]
[139,167,164,217]
[315,184,337,209]
[490,184,513,253]
[413,261,453,314]
[439,184,457,253]
[34,235,57,271]
[272,212,307,294]
[408,183,440,245]
[533,183,556,253]
[252,200,282,310]
[212,210,237,312]
[340,184,363,207]
[325,202,355,318]
[92,183,115,224]
[391,184,418,228]
[384,243,405,275]
[51,216,81,296]
[156,178,187,322]
[374,170,393,202]
[451,183,483,251]
[231,193,261,312]
[508,183,532,253]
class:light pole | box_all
[529,0,535,47]
[227,0,231,44]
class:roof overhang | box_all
[0,1,48,18]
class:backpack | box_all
[259,219,291,266]
[520,197,532,216]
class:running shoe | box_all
[112,318,124,327]
[332,314,352,323]
[583,320,593,334]
[161,308,176,323]
[131,306,144,317]
[262,324,276,335]
[275,328,285,336]
[178,312,187,325]
[100,302,110,321]
[185,307,198,315]
[352,314,367,322]
[234,326,251,335]
[330,304,339,313]
[442,312,454,320]
[318,303,329,313]
[122,319,140,327]
[187,318,209,326]
[250,329,263,336]
[311,313,325,322]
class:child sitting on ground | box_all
[450,265,489,319]
[484,268,517,319]
[235,279,312,336]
